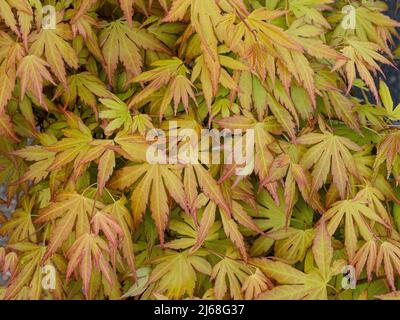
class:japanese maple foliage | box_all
[0,0,400,300]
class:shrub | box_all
[0,0,399,300]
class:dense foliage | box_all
[0,0,400,300]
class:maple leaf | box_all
[289,0,333,29]
[244,187,290,257]
[44,112,117,191]
[129,57,197,119]
[165,201,221,252]
[16,55,56,106]
[185,164,232,218]
[112,131,153,162]
[232,71,267,119]
[321,90,361,133]
[251,187,287,233]
[242,8,303,52]
[72,0,163,28]
[0,63,16,114]
[376,240,400,291]
[356,183,393,229]
[0,112,19,142]
[0,138,27,204]
[92,210,123,248]
[130,113,154,135]
[229,8,320,104]
[71,0,99,24]
[219,206,248,261]
[109,163,189,245]
[211,249,253,300]
[99,19,169,82]
[242,268,273,300]
[297,131,362,199]
[97,149,116,196]
[0,31,24,113]
[351,238,378,283]
[100,98,133,135]
[118,0,135,27]
[54,72,113,116]
[70,13,103,62]
[166,0,223,93]
[217,113,282,182]
[0,30,24,67]
[121,267,151,298]
[12,143,56,185]
[191,46,248,111]
[254,221,345,300]
[0,0,32,39]
[379,80,400,121]
[261,200,316,263]
[149,249,211,299]
[29,23,79,86]
[374,130,400,183]
[271,227,315,264]
[231,200,264,236]
[34,192,105,260]
[3,243,45,299]
[103,197,136,274]
[45,114,94,170]
[100,98,154,136]
[332,3,400,56]
[333,40,393,101]
[0,196,36,244]
[324,197,389,260]
[262,142,324,221]
[281,48,317,107]
[66,233,113,299]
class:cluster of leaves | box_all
[0,0,400,300]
